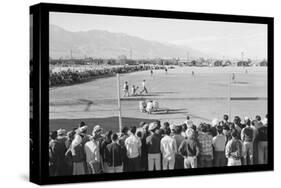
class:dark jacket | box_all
[178,138,199,157]
[257,126,267,142]
[243,127,254,142]
[146,133,161,154]
[105,142,123,167]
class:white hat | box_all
[92,125,103,134]
[211,118,219,127]
[149,122,157,131]
[262,118,268,125]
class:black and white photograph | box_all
[48,10,270,178]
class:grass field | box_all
[49,66,267,132]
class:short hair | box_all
[217,126,223,134]
[245,119,251,126]
[79,121,86,127]
[186,116,190,120]
[105,130,113,140]
[136,131,142,138]
[50,131,57,140]
[155,120,161,129]
[174,125,182,134]
[165,127,171,135]
[201,123,208,133]
[111,133,118,141]
[163,122,170,128]
[122,127,128,134]
[223,114,229,121]
[234,116,240,123]
[256,115,261,121]
[130,126,137,134]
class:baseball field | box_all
[49,66,267,132]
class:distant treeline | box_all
[49,65,168,87]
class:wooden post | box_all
[228,73,232,120]
[116,73,122,134]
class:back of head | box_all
[122,127,129,135]
[217,125,223,134]
[245,118,251,127]
[130,126,137,135]
[111,133,118,141]
[165,127,171,135]
[79,121,86,128]
[50,131,57,140]
[256,115,261,121]
[223,114,229,121]
[182,123,187,131]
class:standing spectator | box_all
[197,123,213,168]
[225,129,243,166]
[178,128,200,169]
[101,131,113,173]
[146,122,162,171]
[125,126,142,172]
[173,125,185,169]
[241,118,254,165]
[57,129,67,144]
[65,130,76,176]
[233,116,242,139]
[49,131,67,176]
[257,117,268,164]
[160,128,177,170]
[105,133,124,173]
[119,127,129,172]
[140,123,150,171]
[212,126,227,167]
[84,125,103,174]
[123,81,129,97]
[210,118,219,137]
[181,123,188,138]
[71,126,88,175]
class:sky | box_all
[50,12,267,59]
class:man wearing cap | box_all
[212,125,227,167]
[160,128,177,170]
[225,129,243,166]
[178,128,199,169]
[84,125,104,174]
[146,122,161,171]
[197,123,213,168]
[125,126,142,172]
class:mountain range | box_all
[50,24,206,59]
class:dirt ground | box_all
[49,66,267,131]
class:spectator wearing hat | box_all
[197,123,213,168]
[101,130,113,173]
[225,129,243,166]
[105,133,124,173]
[172,125,185,169]
[84,126,104,174]
[49,131,67,176]
[210,118,219,137]
[119,127,129,172]
[178,128,199,169]
[125,126,142,172]
[241,118,254,165]
[160,128,177,170]
[212,126,227,167]
[57,129,67,144]
[256,116,268,164]
[146,122,162,171]
[65,130,76,175]
[70,126,88,175]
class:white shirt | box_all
[84,140,101,163]
[142,81,145,88]
[160,135,177,160]
[125,134,141,158]
[212,134,227,152]
[146,102,153,112]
